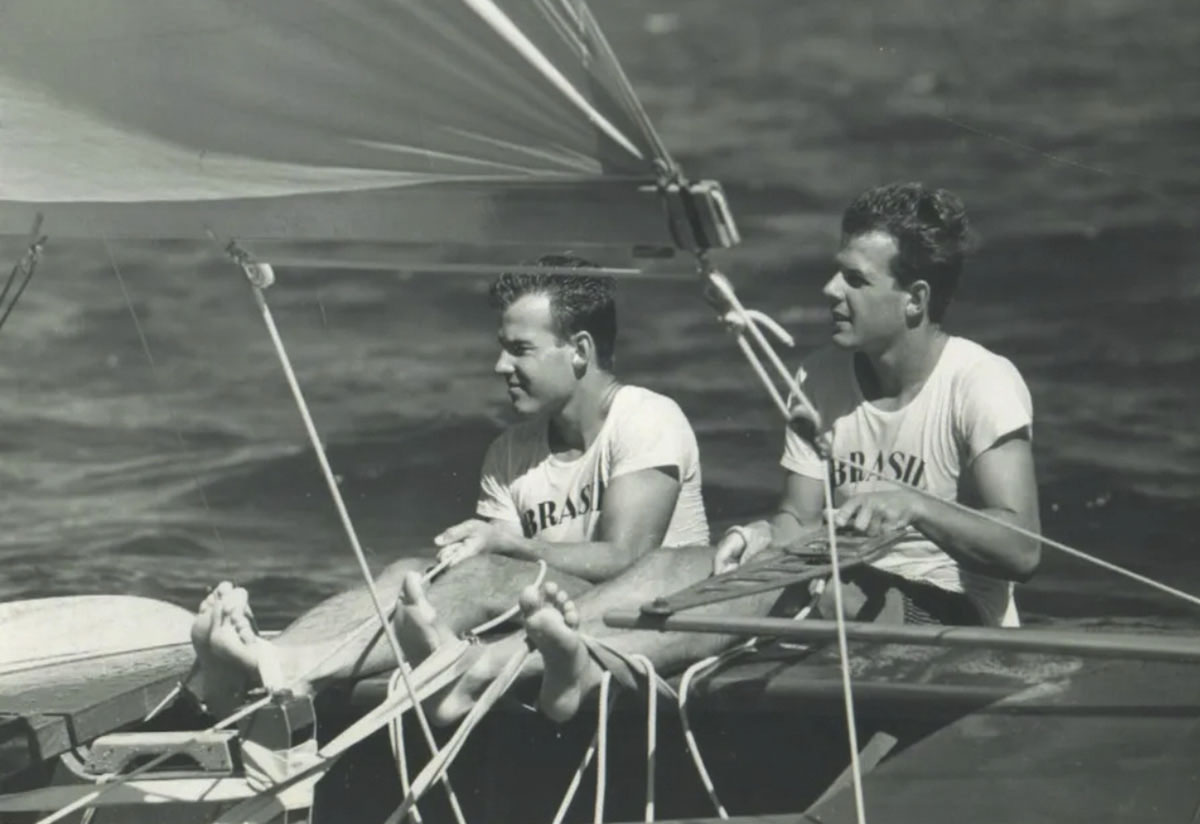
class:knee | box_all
[439,553,510,582]
[378,556,429,585]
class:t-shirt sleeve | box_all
[608,393,699,481]
[956,355,1033,464]
[780,364,827,479]
[475,435,522,524]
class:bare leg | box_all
[433,545,803,723]
[190,553,592,706]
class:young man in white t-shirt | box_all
[715,182,1042,627]
[431,261,709,581]
[184,254,710,717]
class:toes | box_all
[401,571,425,607]
[561,601,580,630]
[221,587,250,623]
[229,608,257,646]
[199,581,233,612]
[518,584,543,618]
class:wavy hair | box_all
[841,182,974,322]
[489,253,617,369]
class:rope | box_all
[466,561,550,636]
[627,655,659,823]
[382,646,532,824]
[705,265,866,823]
[384,560,548,823]
[386,670,422,824]
[676,601,818,819]
[220,245,466,824]
[705,269,820,427]
[820,485,867,824]
[678,649,738,819]
[593,671,613,824]
[0,213,45,337]
[549,671,614,824]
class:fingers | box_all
[834,500,882,535]
[435,519,487,547]
[832,495,912,537]
[434,520,471,547]
[713,531,747,575]
[435,536,483,568]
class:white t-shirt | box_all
[780,337,1032,627]
[476,386,710,548]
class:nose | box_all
[823,271,846,302]
[495,349,515,375]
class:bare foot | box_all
[189,582,283,717]
[394,571,456,663]
[521,581,597,723]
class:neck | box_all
[859,325,947,400]
[549,372,621,453]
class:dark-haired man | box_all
[432,253,708,582]
[715,181,1041,627]
[187,254,709,716]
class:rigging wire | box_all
[104,242,230,556]
[222,248,469,824]
[0,214,46,337]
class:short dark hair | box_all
[489,253,617,369]
[841,182,972,322]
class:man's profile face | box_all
[822,230,910,352]
[493,293,577,416]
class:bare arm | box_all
[714,471,826,572]
[438,466,680,583]
[770,472,827,543]
[911,430,1041,580]
[494,466,679,582]
[836,429,1042,581]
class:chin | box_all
[509,396,539,416]
[830,330,858,349]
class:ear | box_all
[569,331,595,372]
[905,280,932,322]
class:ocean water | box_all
[1,0,1198,629]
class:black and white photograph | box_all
[1,1,1197,822]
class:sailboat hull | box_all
[3,596,1199,823]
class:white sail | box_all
[0,0,737,267]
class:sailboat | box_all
[2,1,1199,823]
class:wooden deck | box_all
[0,596,196,790]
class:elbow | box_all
[1007,537,1042,583]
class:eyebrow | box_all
[836,259,865,277]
